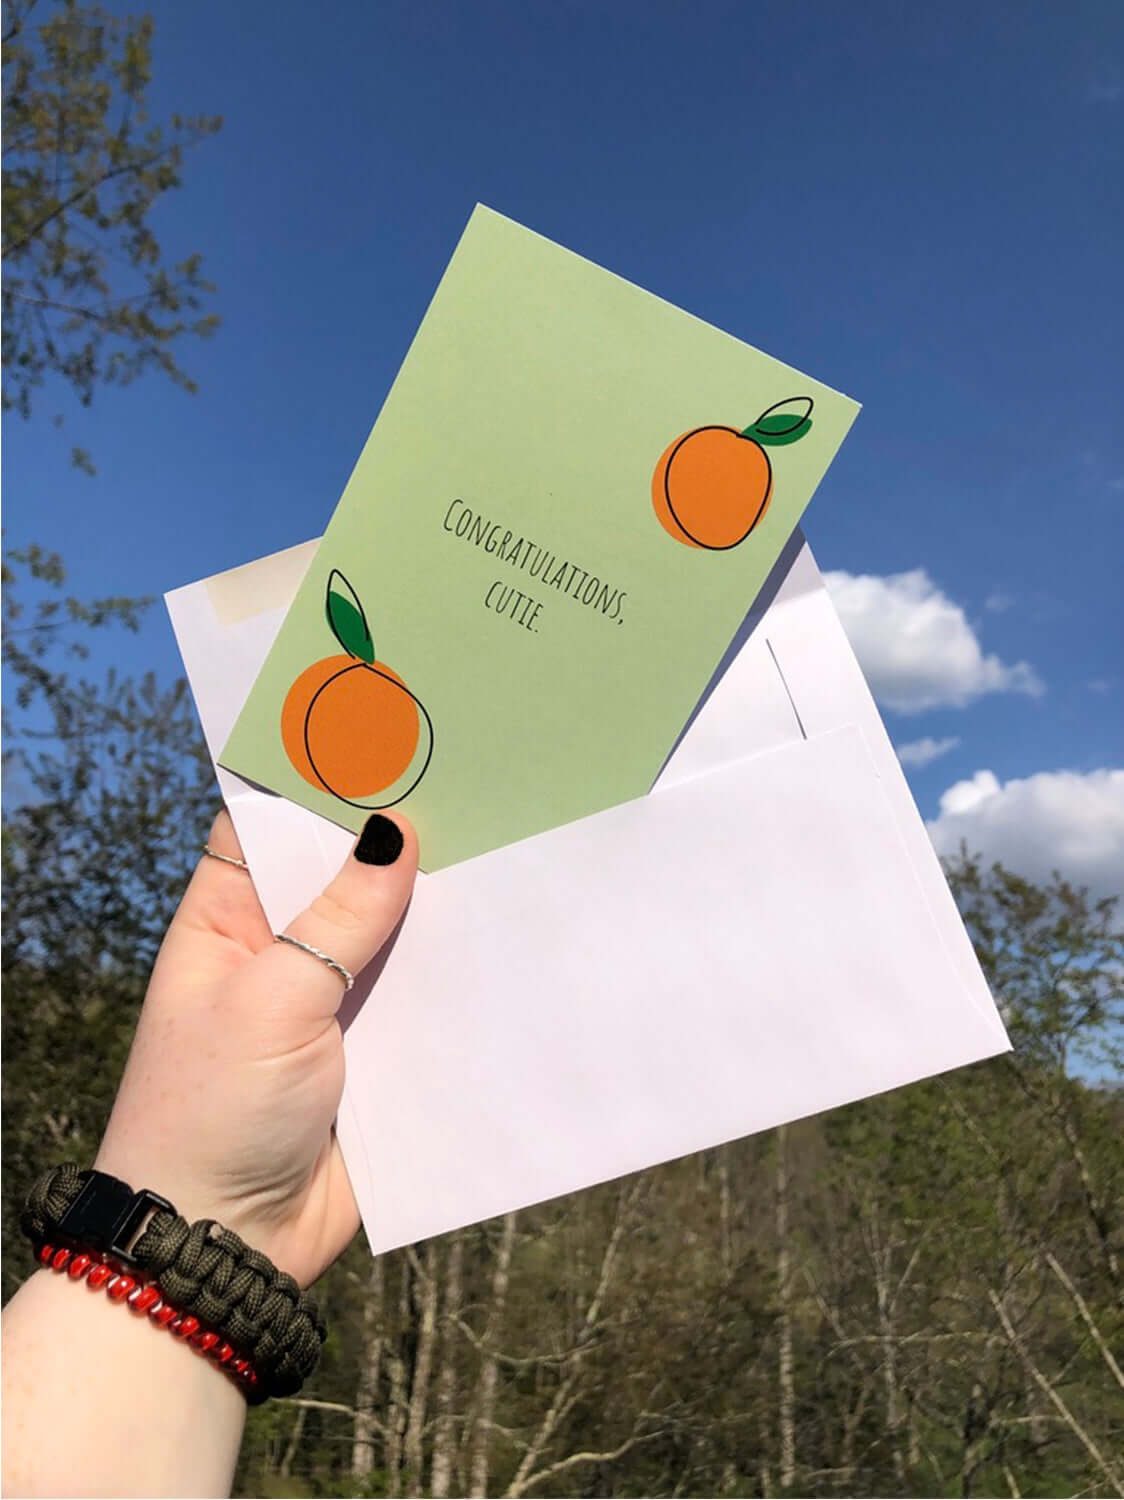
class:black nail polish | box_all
[355,814,404,866]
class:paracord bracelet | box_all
[22,1164,326,1404]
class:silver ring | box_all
[274,933,354,992]
[203,843,249,871]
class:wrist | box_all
[22,1163,327,1405]
[2,1266,245,1498]
[33,1239,260,1394]
[92,1144,261,1260]
[91,1133,303,1277]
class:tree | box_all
[2,0,221,464]
[948,850,1124,1296]
[2,545,218,1300]
[949,850,1124,1079]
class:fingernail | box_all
[354,814,404,867]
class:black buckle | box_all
[55,1170,174,1269]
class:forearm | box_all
[2,1268,245,1499]
[2,810,414,1496]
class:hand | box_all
[95,807,417,1287]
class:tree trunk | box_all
[279,1401,307,1480]
[1043,1249,1124,1388]
[907,1392,921,1471]
[507,1182,639,1500]
[870,1202,906,1486]
[385,1252,412,1488]
[775,1125,796,1490]
[757,1405,774,1497]
[403,1241,440,1497]
[1054,1089,1120,1294]
[468,1212,518,1498]
[989,1287,1124,1495]
[718,1146,732,1281]
[505,1182,639,1499]
[431,1231,466,1499]
[959,1379,989,1498]
[840,1373,873,1485]
[351,1255,386,1479]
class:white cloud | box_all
[897,735,961,769]
[928,768,1124,899]
[938,769,1000,815]
[985,590,1013,614]
[825,568,1044,714]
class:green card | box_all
[220,207,860,870]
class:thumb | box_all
[256,812,419,1022]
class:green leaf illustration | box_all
[325,570,375,663]
[743,396,814,446]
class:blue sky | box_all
[5,0,1122,892]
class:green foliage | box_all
[948,848,1124,1078]
[2,545,218,1298]
[2,0,221,457]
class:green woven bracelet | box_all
[23,1163,326,1403]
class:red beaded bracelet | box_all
[37,1242,259,1394]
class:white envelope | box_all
[166,531,1008,1255]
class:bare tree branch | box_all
[988,1289,1124,1497]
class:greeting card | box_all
[221,207,860,869]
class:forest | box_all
[3,546,1122,1498]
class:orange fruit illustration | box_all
[652,396,814,551]
[280,570,433,809]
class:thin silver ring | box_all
[274,933,354,992]
[203,843,249,871]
